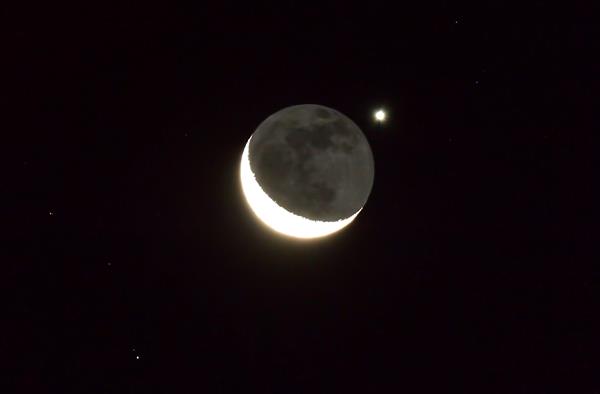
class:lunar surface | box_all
[240,104,374,238]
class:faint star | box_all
[49,211,55,216]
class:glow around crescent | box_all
[240,136,360,239]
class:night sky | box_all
[5,2,596,393]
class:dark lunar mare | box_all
[249,104,375,221]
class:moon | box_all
[240,104,375,239]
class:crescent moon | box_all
[240,136,360,239]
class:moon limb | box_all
[240,136,360,239]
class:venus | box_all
[240,104,375,239]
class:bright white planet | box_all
[240,136,361,239]
[374,109,386,122]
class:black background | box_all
[5,2,597,393]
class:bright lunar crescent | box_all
[240,104,375,239]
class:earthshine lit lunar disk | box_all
[239,104,374,239]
